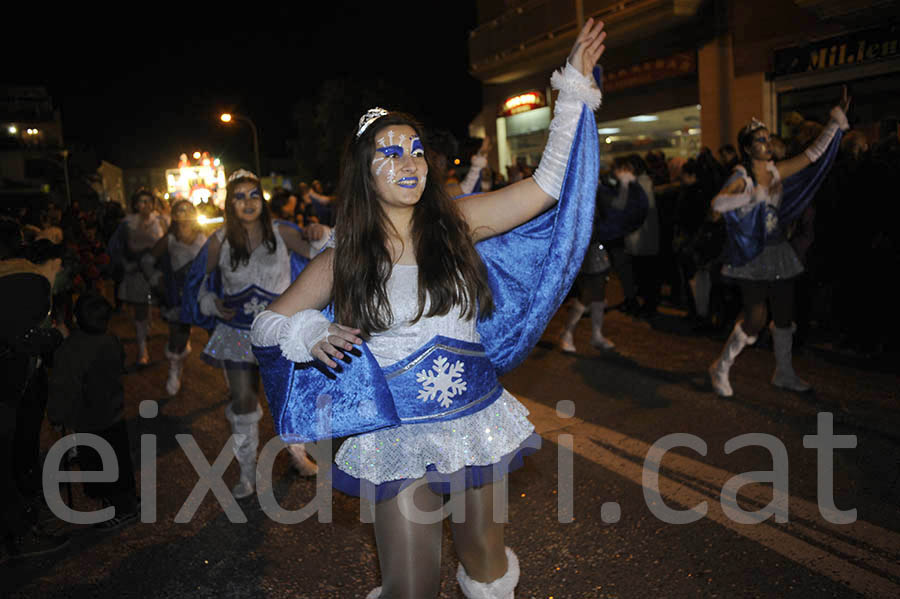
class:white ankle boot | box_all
[287,443,318,476]
[770,323,812,392]
[589,301,615,350]
[164,345,190,395]
[709,322,756,397]
[225,404,262,499]
[559,299,586,353]
[457,547,519,599]
[135,320,150,365]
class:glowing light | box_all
[220,113,233,123]
[453,158,461,165]
[688,128,701,135]
[192,151,201,160]
[164,193,170,200]
[8,126,17,134]
[197,215,224,225]
[628,115,659,122]
[501,91,546,116]
[263,191,271,201]
[213,158,221,166]
[598,127,620,134]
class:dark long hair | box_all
[332,112,493,335]
[737,124,767,185]
[223,175,276,271]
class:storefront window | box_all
[595,105,701,166]
[496,106,550,180]
[778,72,899,153]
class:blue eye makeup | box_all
[410,138,424,157]
[378,146,404,159]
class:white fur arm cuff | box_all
[197,276,223,318]
[532,62,603,199]
[713,192,754,213]
[250,309,331,363]
[459,154,488,195]
[804,107,849,163]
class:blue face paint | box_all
[410,138,424,157]
[377,146,404,159]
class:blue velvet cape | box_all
[253,104,599,443]
[722,130,843,267]
[180,220,310,331]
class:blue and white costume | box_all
[251,63,602,505]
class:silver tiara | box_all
[227,168,259,183]
[356,107,390,138]
[743,117,768,136]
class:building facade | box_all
[468,0,899,178]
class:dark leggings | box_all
[373,479,508,598]
[738,278,795,337]
[167,322,191,353]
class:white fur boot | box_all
[135,319,150,365]
[365,588,381,599]
[708,322,756,397]
[457,547,519,599]
[225,404,262,499]
[164,345,190,395]
[559,299,586,353]
[589,300,615,350]
[287,443,318,476]
[770,323,812,392]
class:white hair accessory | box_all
[742,117,768,137]
[227,169,259,183]
[356,107,390,138]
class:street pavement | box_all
[3,282,899,599]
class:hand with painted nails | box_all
[311,322,363,369]
[568,18,607,77]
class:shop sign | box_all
[603,52,696,93]
[500,91,546,117]
[774,26,899,77]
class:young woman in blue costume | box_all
[184,169,329,498]
[251,20,607,599]
[708,88,851,397]
[146,199,207,396]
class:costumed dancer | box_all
[107,189,168,365]
[708,88,851,397]
[559,156,648,352]
[182,170,328,498]
[146,200,207,395]
[251,19,607,599]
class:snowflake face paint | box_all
[370,124,427,210]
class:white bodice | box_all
[739,162,783,213]
[125,213,167,253]
[366,265,480,367]
[215,224,292,295]
[168,233,206,272]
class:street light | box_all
[220,112,260,176]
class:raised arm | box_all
[776,86,851,181]
[252,249,362,368]
[458,18,607,242]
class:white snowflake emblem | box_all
[416,355,467,409]
[765,211,779,234]
[243,297,268,317]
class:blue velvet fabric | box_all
[475,105,598,374]
[221,286,280,330]
[180,220,309,331]
[723,131,843,267]
[254,104,599,443]
[383,336,502,425]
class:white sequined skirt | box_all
[202,322,257,367]
[722,241,804,281]
[334,390,535,485]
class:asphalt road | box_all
[4,283,899,598]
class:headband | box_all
[741,117,768,138]
[227,169,259,183]
[356,107,390,138]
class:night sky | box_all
[5,3,483,173]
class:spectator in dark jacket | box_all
[47,292,138,530]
